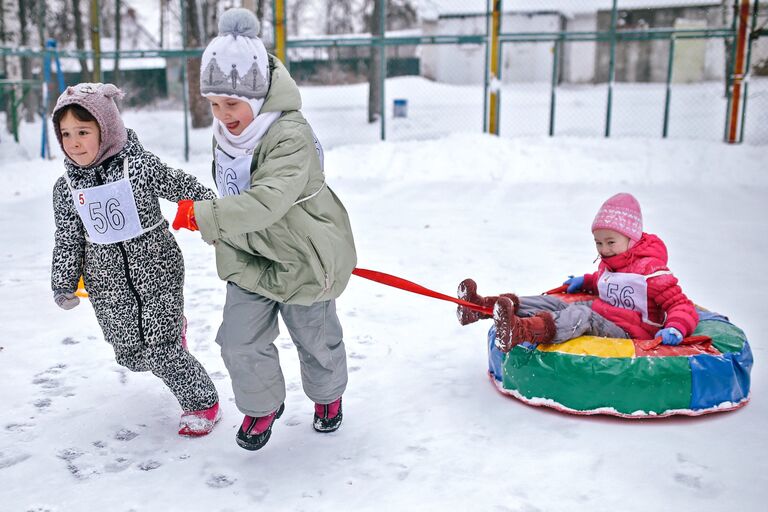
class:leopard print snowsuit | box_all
[51,129,218,411]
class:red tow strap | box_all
[351,268,493,316]
[353,268,710,348]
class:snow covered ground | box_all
[0,97,766,511]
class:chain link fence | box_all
[1,0,766,156]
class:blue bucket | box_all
[393,99,408,118]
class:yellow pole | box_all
[89,0,101,82]
[273,0,287,65]
[487,0,501,135]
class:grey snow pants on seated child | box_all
[216,282,348,417]
[517,295,629,343]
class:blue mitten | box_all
[563,275,584,293]
[655,327,683,346]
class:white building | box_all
[419,0,744,84]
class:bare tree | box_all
[114,0,122,86]
[72,0,90,82]
[183,0,212,128]
[18,0,37,121]
[367,0,382,123]
[0,0,8,75]
[364,0,418,123]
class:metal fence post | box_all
[379,0,386,141]
[662,36,676,138]
[605,0,618,138]
[487,0,502,135]
[549,36,561,137]
[738,0,759,142]
[89,0,102,82]
[482,0,490,132]
[726,0,750,143]
[273,0,287,66]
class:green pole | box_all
[180,0,189,162]
[379,0,386,141]
[548,36,561,136]
[662,36,675,138]
[605,0,618,138]
[738,0,759,143]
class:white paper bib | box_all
[66,160,162,244]
[597,270,671,326]
[215,148,252,197]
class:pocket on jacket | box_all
[306,235,330,293]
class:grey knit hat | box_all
[53,83,128,167]
[200,8,270,100]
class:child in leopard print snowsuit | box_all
[50,83,221,436]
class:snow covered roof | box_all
[418,0,723,19]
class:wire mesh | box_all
[0,0,766,151]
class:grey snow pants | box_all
[216,282,348,417]
[517,295,629,343]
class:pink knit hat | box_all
[591,193,643,241]
[53,83,128,167]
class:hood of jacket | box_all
[599,233,668,273]
[260,56,301,114]
[63,129,143,181]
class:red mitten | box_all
[173,199,198,231]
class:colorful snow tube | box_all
[487,306,752,418]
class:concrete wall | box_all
[422,12,561,84]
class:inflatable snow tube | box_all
[487,306,752,418]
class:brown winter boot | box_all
[493,297,556,352]
[456,278,519,326]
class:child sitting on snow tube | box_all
[457,192,699,352]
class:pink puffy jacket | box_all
[581,233,699,340]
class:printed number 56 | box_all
[88,198,126,234]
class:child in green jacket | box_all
[173,8,357,451]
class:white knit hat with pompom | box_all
[200,8,270,111]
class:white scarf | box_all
[212,110,282,157]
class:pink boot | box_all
[236,403,285,451]
[178,402,221,436]
[313,397,343,433]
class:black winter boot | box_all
[313,397,343,433]
[236,403,285,451]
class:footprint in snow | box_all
[114,429,139,441]
[0,449,32,469]
[5,422,35,433]
[207,474,236,488]
[104,457,132,473]
[62,336,80,345]
[138,460,162,471]
[34,398,52,410]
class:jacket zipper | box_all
[306,236,330,292]
[95,162,145,344]
[118,242,145,344]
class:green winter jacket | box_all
[194,56,357,305]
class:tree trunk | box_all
[72,0,90,82]
[1,0,8,74]
[184,0,212,128]
[367,0,383,123]
[256,0,266,30]
[114,0,121,86]
[18,0,36,122]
